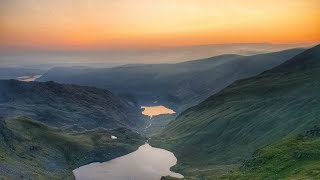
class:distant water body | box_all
[141,106,175,118]
[73,143,183,180]
[16,75,42,82]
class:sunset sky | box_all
[1,0,319,50]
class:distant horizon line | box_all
[1,41,319,52]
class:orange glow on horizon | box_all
[1,0,319,49]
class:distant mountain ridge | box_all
[0,80,144,130]
[152,44,320,178]
[1,43,312,65]
[39,48,305,111]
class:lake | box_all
[16,75,42,82]
[141,106,176,118]
[73,143,183,180]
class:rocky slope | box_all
[0,80,144,130]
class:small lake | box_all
[73,143,183,180]
[141,106,175,118]
[16,75,42,82]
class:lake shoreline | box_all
[73,143,183,180]
[73,105,182,180]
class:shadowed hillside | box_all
[0,80,144,130]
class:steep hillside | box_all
[226,132,320,180]
[39,48,304,111]
[0,117,145,179]
[151,45,320,178]
[0,80,143,130]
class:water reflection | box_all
[141,106,175,118]
[73,143,183,180]
[16,75,42,82]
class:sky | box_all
[0,0,319,50]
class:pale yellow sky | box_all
[1,0,319,49]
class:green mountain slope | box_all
[39,49,304,111]
[0,80,143,130]
[0,80,147,179]
[0,117,145,179]
[152,44,320,178]
[226,132,320,179]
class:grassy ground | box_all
[225,135,320,180]
[0,117,145,179]
[139,114,178,137]
[160,134,320,179]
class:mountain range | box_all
[39,48,305,111]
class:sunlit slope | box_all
[39,49,304,111]
[226,133,320,179]
[152,45,320,170]
[0,117,145,179]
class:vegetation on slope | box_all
[226,131,320,179]
[0,117,145,179]
[140,114,178,137]
[152,45,320,178]
[161,130,320,180]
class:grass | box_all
[139,114,178,137]
[159,135,320,180]
[225,135,320,179]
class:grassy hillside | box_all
[140,114,178,137]
[161,132,320,180]
[0,117,145,179]
[39,49,304,111]
[226,132,320,179]
[0,80,144,130]
[151,45,320,178]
